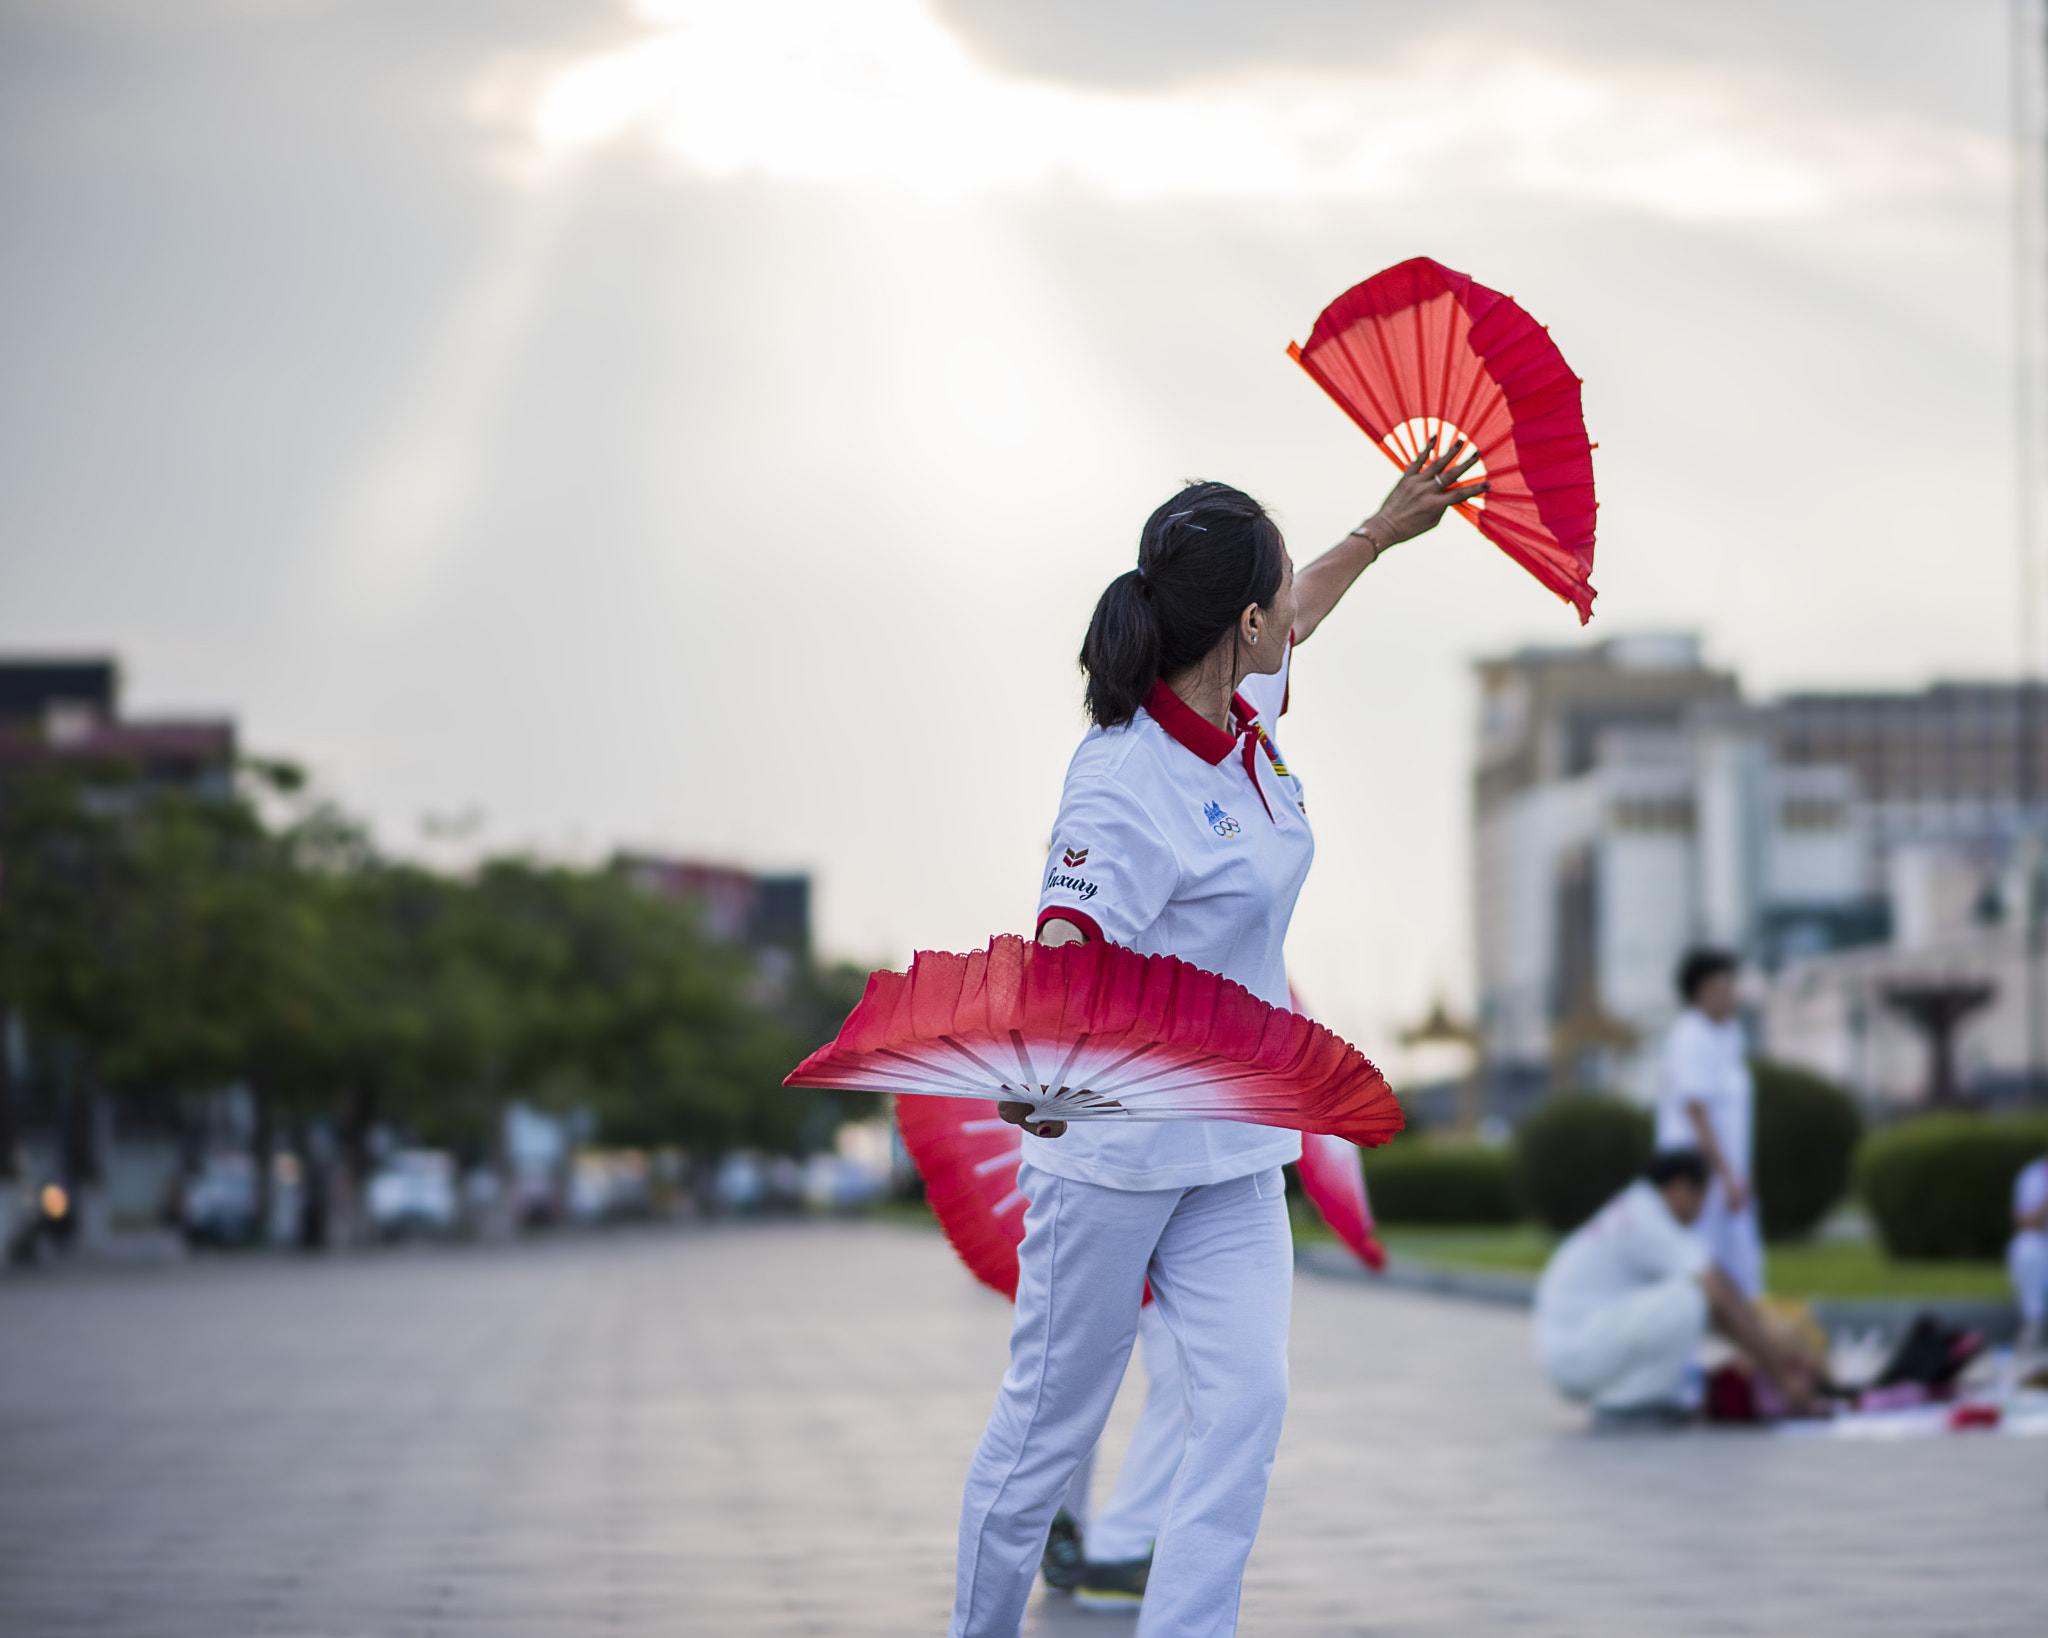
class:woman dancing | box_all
[950,439,1484,1637]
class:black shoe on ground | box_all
[1590,1400,1694,1433]
[1074,1553,1152,1610]
[1040,1510,1085,1592]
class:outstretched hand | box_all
[1364,435,1488,548]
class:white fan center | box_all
[1381,416,1487,508]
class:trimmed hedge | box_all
[1752,1058,1863,1243]
[1516,1094,1653,1234]
[1855,1114,2048,1260]
[1361,1141,1521,1225]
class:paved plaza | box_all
[0,1221,2040,1637]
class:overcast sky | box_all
[0,0,2030,1069]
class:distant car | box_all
[183,1154,256,1244]
[714,1152,766,1214]
[366,1150,459,1237]
[568,1151,652,1223]
[803,1153,881,1213]
[181,1153,305,1246]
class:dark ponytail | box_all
[1080,481,1284,728]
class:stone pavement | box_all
[0,1222,2039,1637]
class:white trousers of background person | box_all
[1089,1301,1186,1561]
[1538,1275,1708,1410]
[1692,1176,1764,1299]
[1055,1301,1186,1556]
[950,1162,1292,1638]
[2011,1229,2048,1328]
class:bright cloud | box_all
[495,0,2002,219]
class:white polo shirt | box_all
[1655,1009,1753,1184]
[1028,642,1313,1191]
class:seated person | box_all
[2012,1148,2048,1353]
[1534,1149,1814,1422]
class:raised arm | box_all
[1291,436,1488,646]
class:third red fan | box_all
[1289,257,1597,623]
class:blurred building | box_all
[0,656,235,795]
[613,852,811,958]
[1472,635,2044,1108]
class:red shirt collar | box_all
[1141,678,1258,765]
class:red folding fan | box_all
[787,936,1402,1146]
[1299,1132,1385,1272]
[895,1096,1383,1295]
[894,1094,1029,1299]
[1289,256,1597,623]
[1286,983,1385,1274]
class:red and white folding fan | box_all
[1289,256,1598,624]
[787,936,1402,1147]
[1286,983,1386,1273]
[1298,1132,1386,1273]
[893,1094,1029,1300]
[895,1094,1383,1293]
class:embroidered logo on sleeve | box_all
[1062,847,1088,868]
[1204,800,1242,839]
[1044,863,1098,900]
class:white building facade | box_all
[1473,638,2036,1106]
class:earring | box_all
[1250,632,1259,644]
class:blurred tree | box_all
[449,861,857,1159]
[0,761,165,1234]
[0,754,879,1249]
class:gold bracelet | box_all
[1347,520,1390,559]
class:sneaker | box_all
[1074,1553,1151,1610]
[1040,1510,1085,1593]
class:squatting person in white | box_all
[1533,1148,1814,1422]
[1655,947,1764,1299]
[948,447,1488,1638]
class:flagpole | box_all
[2013,0,2045,1102]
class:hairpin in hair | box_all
[1164,511,1207,532]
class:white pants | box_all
[1538,1275,1708,1410]
[951,1162,1292,1638]
[1059,1301,1186,1562]
[1693,1178,1764,1299]
[2011,1230,2048,1327]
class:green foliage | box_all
[1361,1140,1522,1225]
[1751,1058,1863,1242]
[0,759,868,1173]
[1515,1093,1653,1234]
[1855,1113,2048,1260]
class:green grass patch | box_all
[1764,1239,2010,1301]
[1371,1224,2010,1300]
[1378,1226,1553,1274]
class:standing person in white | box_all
[1655,949,1763,1299]
[2010,1150,2048,1352]
[949,450,1486,1638]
